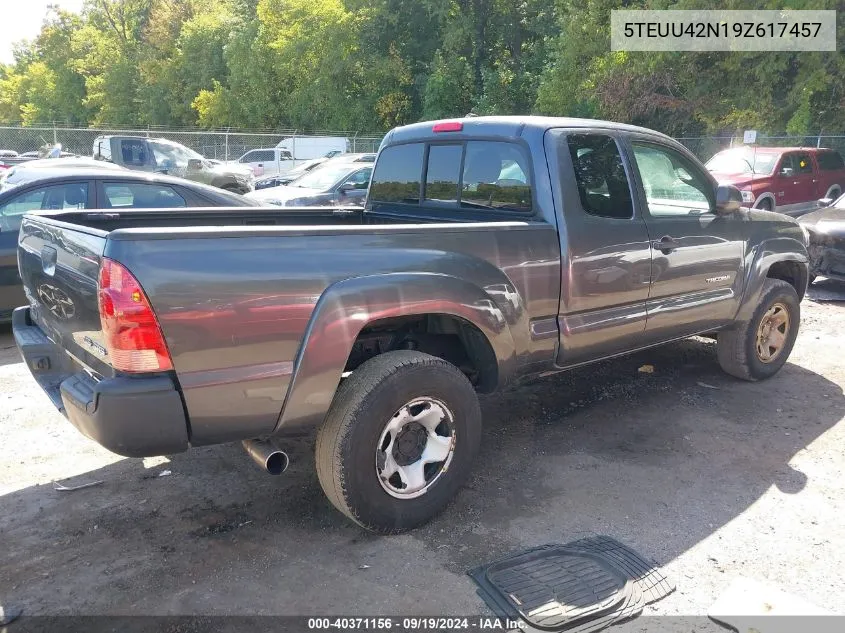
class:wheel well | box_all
[766,260,807,300]
[754,194,775,210]
[344,314,499,393]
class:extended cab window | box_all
[817,151,845,171]
[566,134,633,219]
[103,182,186,208]
[461,142,531,212]
[631,143,712,216]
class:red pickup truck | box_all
[706,146,845,216]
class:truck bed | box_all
[17,205,560,452]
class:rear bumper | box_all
[13,306,189,457]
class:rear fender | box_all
[735,237,808,323]
[273,273,516,432]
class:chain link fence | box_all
[0,123,843,166]
[678,134,845,161]
[0,124,385,162]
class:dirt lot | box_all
[2,282,845,626]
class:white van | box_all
[275,136,348,161]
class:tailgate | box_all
[17,215,113,377]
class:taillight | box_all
[98,258,173,372]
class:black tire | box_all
[315,350,482,533]
[717,279,800,381]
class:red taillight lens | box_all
[432,121,463,133]
[98,258,173,372]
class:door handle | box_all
[652,236,679,253]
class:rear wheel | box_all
[717,279,800,380]
[316,350,482,533]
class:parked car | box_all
[706,146,845,215]
[0,169,255,322]
[247,161,372,207]
[1,157,125,191]
[13,116,808,534]
[254,153,377,190]
[93,136,254,194]
[799,193,845,284]
[0,150,19,158]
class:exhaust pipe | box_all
[242,439,289,475]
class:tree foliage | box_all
[0,0,841,134]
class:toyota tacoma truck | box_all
[14,117,809,533]
[93,136,254,194]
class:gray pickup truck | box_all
[93,135,254,194]
[14,117,809,533]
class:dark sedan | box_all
[800,194,845,284]
[246,161,372,207]
[0,169,253,321]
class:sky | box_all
[0,0,85,65]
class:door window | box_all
[103,182,186,208]
[566,134,633,219]
[793,153,813,174]
[0,183,88,216]
[340,167,373,190]
[241,150,274,163]
[631,143,712,216]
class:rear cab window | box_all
[369,140,532,215]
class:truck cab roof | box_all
[385,115,677,145]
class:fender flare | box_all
[273,272,518,432]
[734,237,809,323]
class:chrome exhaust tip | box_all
[242,439,289,475]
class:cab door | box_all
[550,130,653,367]
[625,137,745,342]
[774,152,816,213]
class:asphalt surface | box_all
[1,281,844,627]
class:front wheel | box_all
[316,351,482,533]
[717,279,800,381]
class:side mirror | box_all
[817,197,833,208]
[187,158,203,171]
[715,185,743,214]
[780,167,794,177]
[338,182,357,193]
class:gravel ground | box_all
[1,281,844,627]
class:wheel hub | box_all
[375,397,456,499]
[392,422,428,466]
[755,302,790,363]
